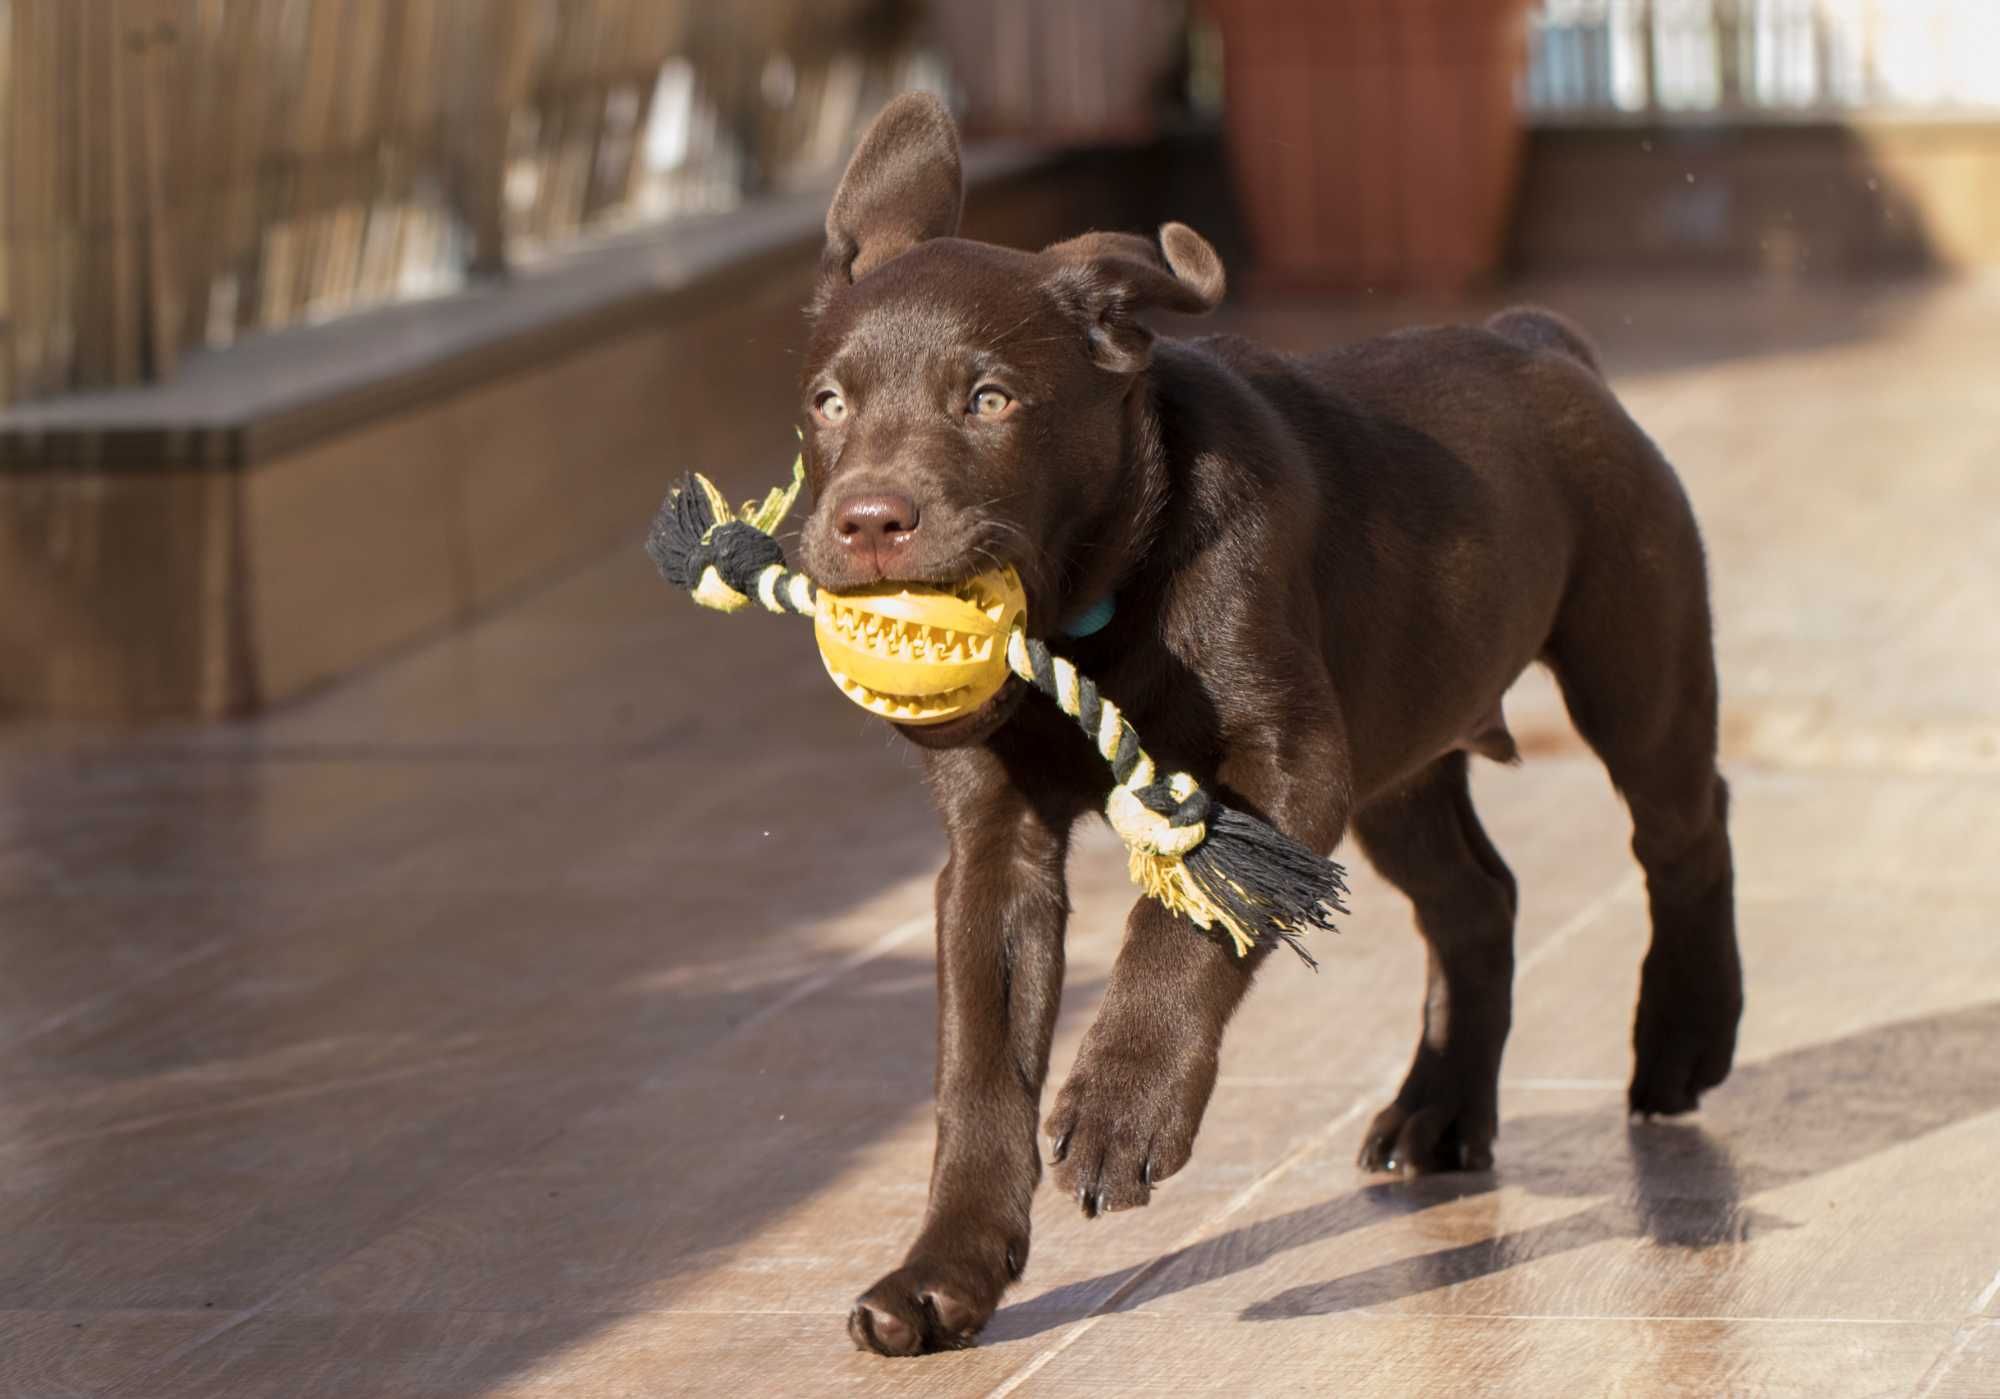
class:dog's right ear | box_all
[817,92,963,307]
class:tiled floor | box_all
[3,276,1998,1397]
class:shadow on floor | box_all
[993,999,2000,1335]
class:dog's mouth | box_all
[888,670,1028,748]
[812,568,1027,728]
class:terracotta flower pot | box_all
[1206,0,1533,294]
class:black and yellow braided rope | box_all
[999,630,1342,964]
[647,464,1347,966]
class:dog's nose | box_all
[834,492,920,544]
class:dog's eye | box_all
[969,385,1015,420]
[813,390,848,424]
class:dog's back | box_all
[1147,307,1691,796]
[1485,306,1603,375]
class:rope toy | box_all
[646,460,1347,966]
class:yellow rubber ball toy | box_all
[813,567,1027,724]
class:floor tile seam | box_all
[1913,1318,1999,1399]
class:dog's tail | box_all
[1486,306,1602,377]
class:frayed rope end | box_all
[646,459,805,611]
[1123,783,1345,968]
[1182,802,1346,969]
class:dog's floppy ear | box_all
[819,92,963,300]
[1043,222,1226,373]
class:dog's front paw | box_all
[1045,1045,1213,1217]
[847,1236,1024,1357]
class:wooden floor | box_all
[3,277,1998,1397]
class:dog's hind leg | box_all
[1354,752,1518,1175]
[1544,518,1743,1117]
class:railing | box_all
[0,0,936,407]
[1527,0,2000,117]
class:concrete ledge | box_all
[0,141,1178,719]
[1515,116,2000,276]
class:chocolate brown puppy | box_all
[795,94,1742,1357]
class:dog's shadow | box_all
[992,1000,2000,1334]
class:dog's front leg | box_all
[1047,724,1350,1216]
[848,757,1074,1356]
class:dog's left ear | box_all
[819,92,963,302]
[1044,222,1226,373]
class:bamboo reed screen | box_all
[0,0,931,407]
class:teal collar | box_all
[1059,593,1116,638]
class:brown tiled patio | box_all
[3,274,1997,1396]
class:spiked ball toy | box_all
[814,569,1027,725]
[647,458,1348,965]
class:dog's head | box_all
[797,96,1225,725]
